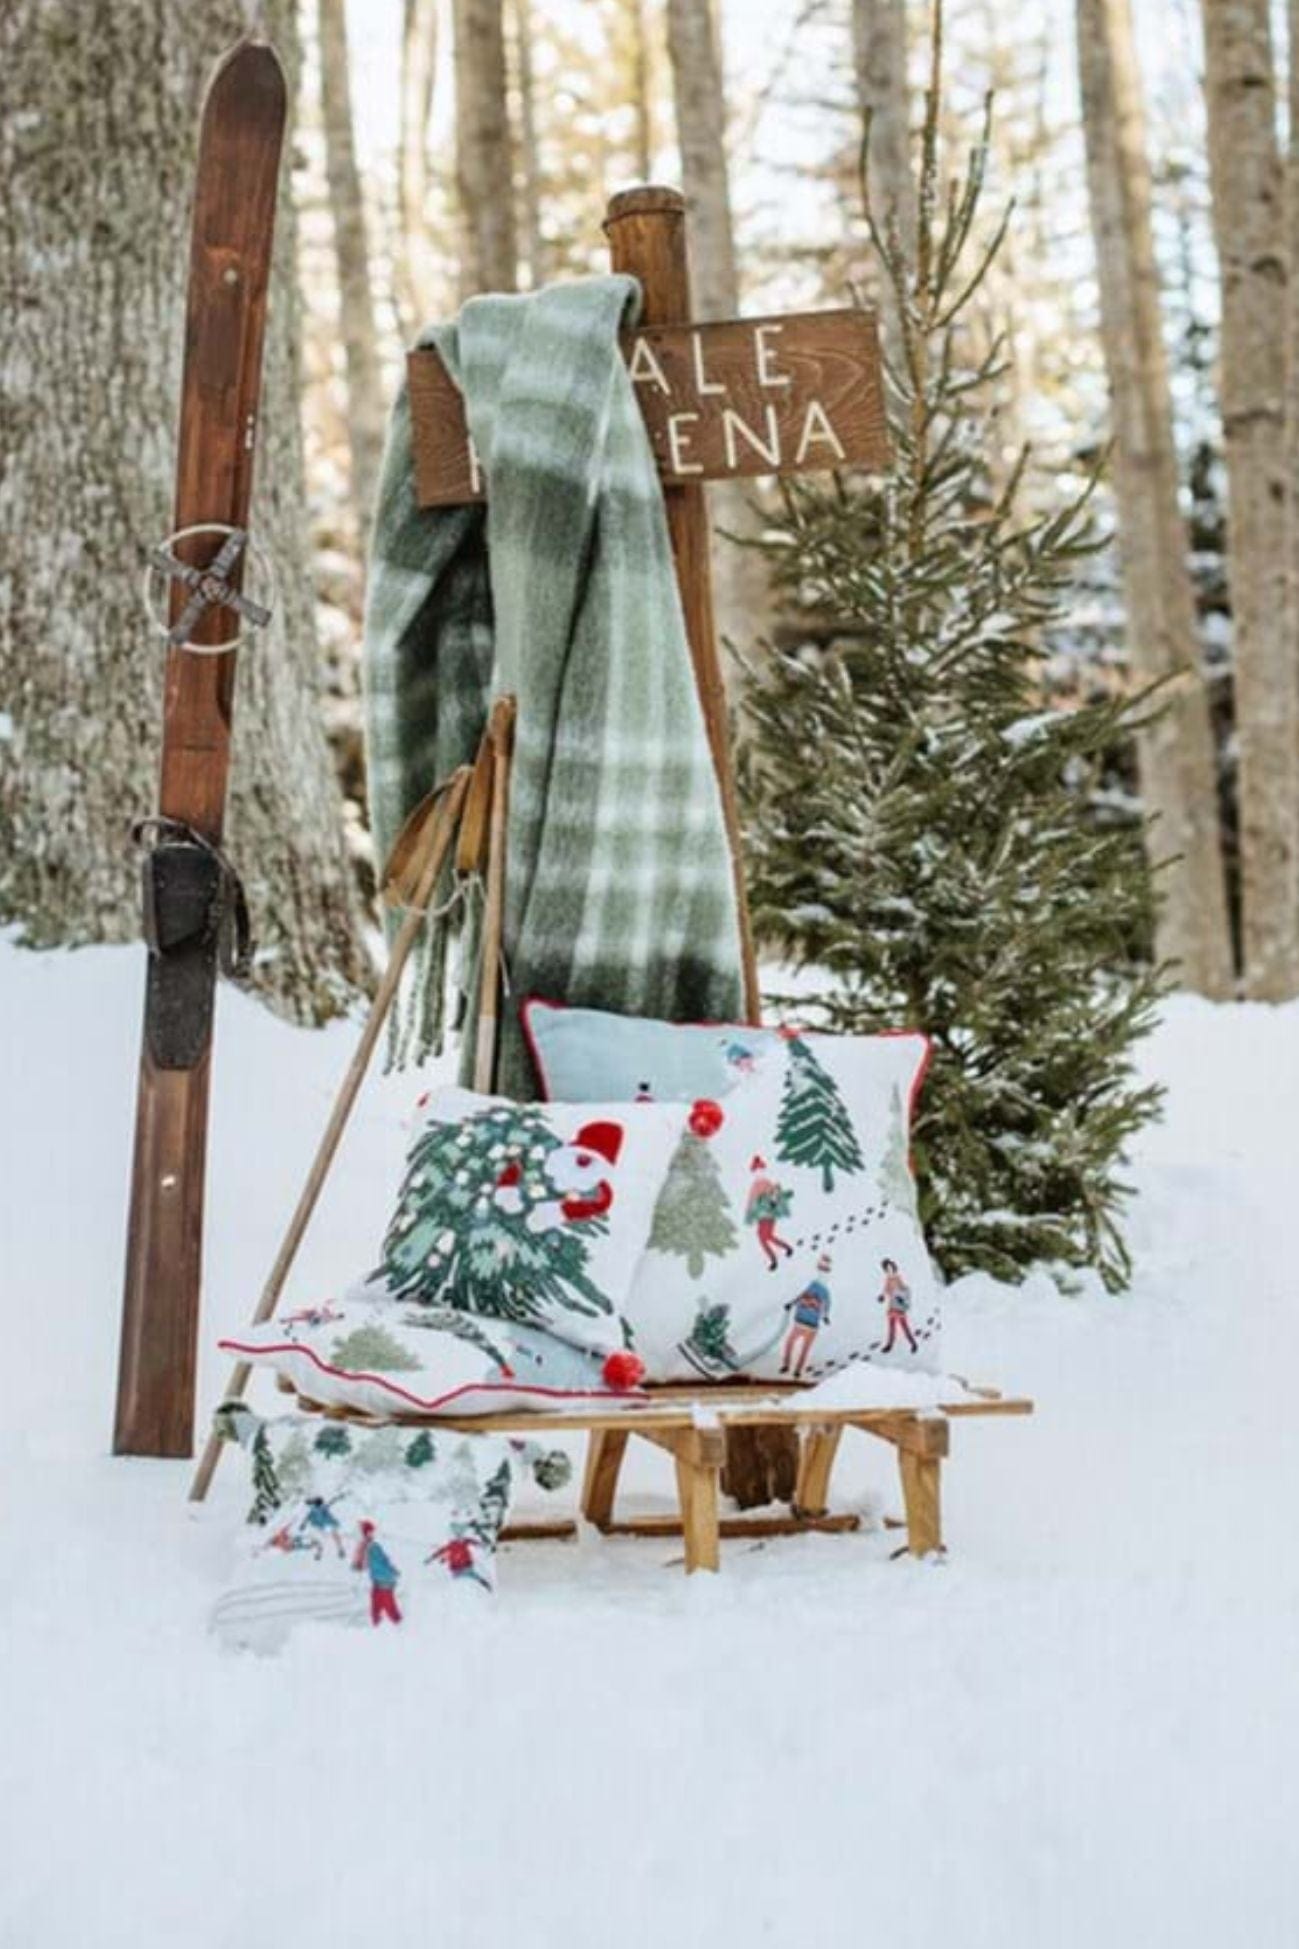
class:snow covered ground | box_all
[2,936,1296,1948]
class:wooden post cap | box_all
[603,184,686,230]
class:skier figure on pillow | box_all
[781,1253,833,1378]
[745,1156,795,1269]
[878,1258,917,1354]
[427,1519,493,1592]
[353,1520,402,1626]
[493,1120,623,1234]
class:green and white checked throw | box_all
[363,275,743,1097]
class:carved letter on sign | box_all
[406,307,889,508]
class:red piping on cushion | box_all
[215,1337,648,1414]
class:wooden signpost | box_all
[408,306,889,508]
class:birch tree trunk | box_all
[0,0,368,1023]
[852,0,915,253]
[664,0,771,677]
[398,0,439,330]
[1075,0,1234,997]
[319,0,386,531]
[629,0,655,184]
[512,0,546,287]
[1201,0,1298,998]
[453,0,519,297]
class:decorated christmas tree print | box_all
[330,1321,422,1373]
[650,1134,738,1277]
[376,1104,617,1326]
[877,1084,917,1218]
[774,1035,864,1192]
[400,1307,513,1372]
[276,1428,314,1502]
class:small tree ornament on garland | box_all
[774,1034,864,1192]
[377,1104,613,1325]
[739,2,1164,1290]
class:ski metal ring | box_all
[143,522,276,656]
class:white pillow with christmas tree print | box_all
[525,1006,940,1383]
[369,1087,688,1358]
[219,1296,650,1420]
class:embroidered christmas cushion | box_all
[369,1086,686,1358]
[523,1003,940,1381]
[209,1405,571,1649]
[219,1297,649,1420]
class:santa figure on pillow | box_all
[493,1120,624,1233]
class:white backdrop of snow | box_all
[1,934,1295,1948]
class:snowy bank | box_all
[2,938,1297,1948]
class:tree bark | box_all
[1074,0,1234,997]
[852,0,915,253]
[453,0,519,297]
[0,0,368,1022]
[398,0,439,329]
[318,0,386,531]
[1202,0,1298,999]
[664,0,772,678]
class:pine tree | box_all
[377,1104,611,1326]
[680,1302,741,1377]
[877,1084,917,1218]
[314,1424,352,1460]
[404,1430,436,1469]
[650,1135,738,1277]
[740,14,1165,1291]
[330,1322,422,1373]
[276,1430,314,1502]
[774,1036,865,1193]
[249,1426,282,1526]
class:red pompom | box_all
[602,1349,646,1391]
[688,1098,724,1140]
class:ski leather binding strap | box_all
[132,816,252,1070]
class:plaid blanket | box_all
[363,276,743,1096]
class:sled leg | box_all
[895,1430,946,1558]
[673,1428,724,1574]
[580,1428,629,1530]
[794,1424,843,1518]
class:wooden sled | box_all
[280,1378,1032,1574]
[191,183,1034,1569]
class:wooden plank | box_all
[793,1425,843,1518]
[897,1448,943,1557]
[287,1391,1032,1436]
[407,308,888,508]
[498,1520,578,1542]
[599,1512,861,1540]
[675,1453,721,1573]
[580,1428,629,1527]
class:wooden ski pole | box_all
[473,696,516,1093]
[188,762,473,1502]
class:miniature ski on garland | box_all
[115,40,287,1458]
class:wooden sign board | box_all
[407,307,890,507]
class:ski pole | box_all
[189,762,474,1502]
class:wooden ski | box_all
[115,40,287,1458]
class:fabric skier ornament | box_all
[524,1003,940,1383]
[371,1086,687,1357]
[219,1297,649,1420]
[209,1405,572,1651]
